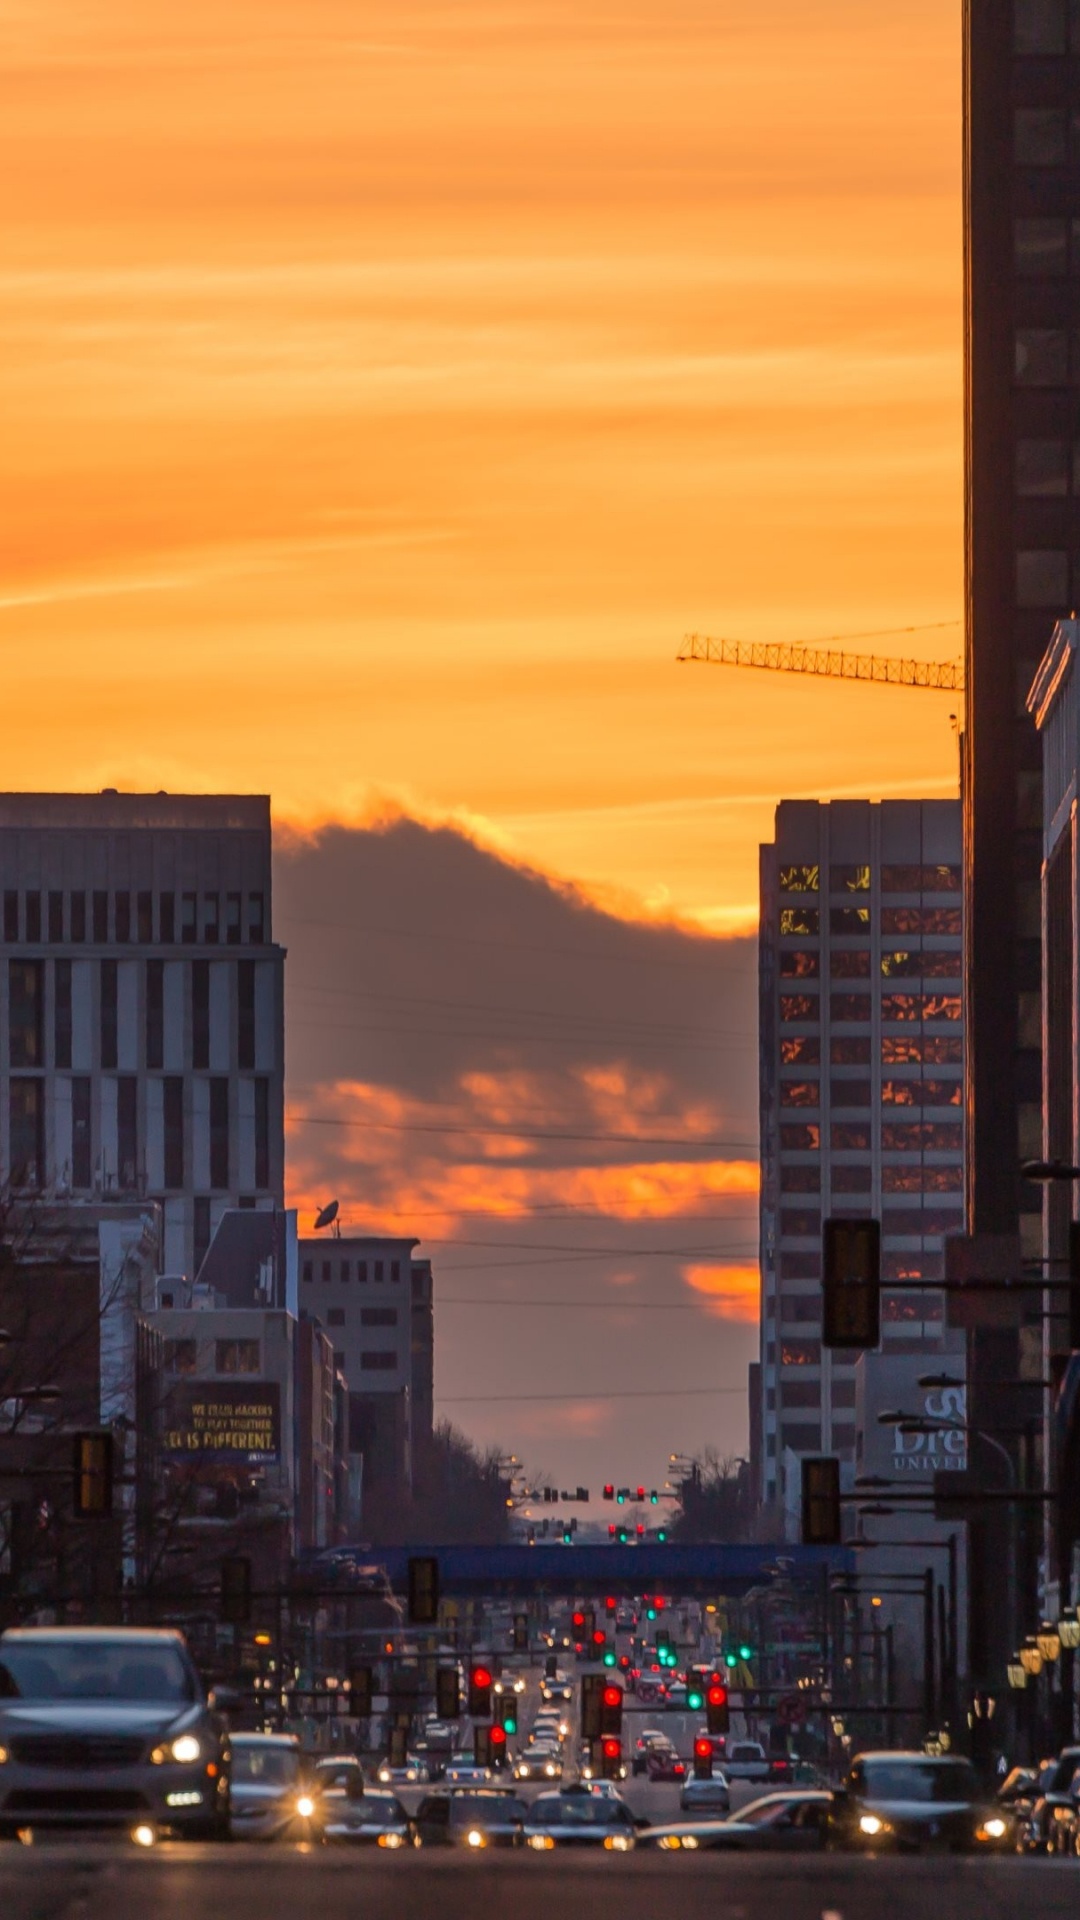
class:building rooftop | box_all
[0,792,270,831]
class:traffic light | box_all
[617,1527,629,1544]
[801,1455,842,1547]
[473,1725,493,1768]
[489,1724,508,1769]
[822,1216,880,1349]
[600,1683,623,1737]
[495,1693,518,1736]
[605,1594,617,1613]
[603,1648,616,1668]
[406,1554,439,1625]
[645,1602,657,1621]
[592,1628,607,1652]
[603,1484,615,1501]
[616,1489,627,1505]
[636,1486,645,1501]
[512,1612,529,1651]
[436,1667,460,1719]
[649,1490,659,1504]
[388,1726,409,1767]
[349,1665,374,1715]
[219,1555,252,1625]
[72,1431,113,1517]
[655,1627,671,1654]
[600,1736,622,1780]
[581,1673,603,1740]
[608,1524,617,1537]
[738,1643,753,1663]
[657,1529,668,1543]
[572,1610,586,1644]
[635,1522,645,1537]
[468,1663,493,1716]
[693,1735,713,1780]
[686,1673,705,1711]
[706,1682,729,1735]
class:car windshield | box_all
[352,1798,404,1825]
[737,1797,794,1826]
[861,1761,978,1803]
[231,1746,301,1787]
[0,1639,195,1702]
[449,1794,526,1825]
[529,1797,628,1827]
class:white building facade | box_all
[0,792,285,1279]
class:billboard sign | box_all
[164,1381,281,1462]
[856,1353,967,1478]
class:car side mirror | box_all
[209,1684,241,1712]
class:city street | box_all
[1,1844,1078,1920]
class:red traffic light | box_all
[603,1484,615,1500]
[490,1724,507,1747]
[694,1736,712,1759]
[601,1737,621,1759]
[636,1486,645,1501]
[602,1685,622,1709]
[707,1684,727,1707]
[572,1611,585,1629]
[471,1665,492,1689]
[592,1629,606,1647]
[605,1595,616,1611]
[618,1655,630,1670]
[635,1523,645,1537]
[608,1524,616,1536]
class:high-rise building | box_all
[756,800,964,1514]
[0,792,285,1278]
[964,0,1080,1253]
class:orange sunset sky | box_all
[2,2,963,1479]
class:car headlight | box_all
[378,1768,391,1782]
[0,1746,8,1766]
[151,1734,202,1765]
[378,1832,404,1849]
[604,1833,633,1851]
[466,1828,487,1849]
[517,1763,530,1776]
[296,1795,316,1819]
[545,1764,557,1776]
[976,1818,1007,1841]
[658,1834,697,1850]
[1053,1807,1073,1824]
[859,1814,891,1837]
[131,1824,157,1848]
[528,1833,555,1850]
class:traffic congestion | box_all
[0,1597,1077,1861]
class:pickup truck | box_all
[721,1740,770,1782]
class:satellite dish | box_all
[314,1201,339,1231]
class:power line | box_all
[288,976,743,1044]
[437,1386,747,1403]
[275,912,748,975]
[288,1018,752,1055]
[285,1109,758,1152]
[437,1296,753,1310]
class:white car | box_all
[722,1741,770,1782]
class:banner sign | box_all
[164,1381,280,1462]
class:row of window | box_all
[777,1252,947,1288]
[1014,217,1080,276]
[782,1034,962,1066]
[302,1258,403,1285]
[778,865,960,895]
[779,1180,964,1233]
[779,1086,962,1140]
[6,958,269,1072]
[1015,106,1080,165]
[780,1118,963,1154]
[780,993,962,1024]
[4,1074,271,1193]
[1014,0,1080,56]
[1,889,266,947]
[163,1335,396,1376]
[779,950,961,979]
[781,908,962,936]
[775,1213,962,1273]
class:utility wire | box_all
[438,1386,747,1403]
[286,1110,757,1152]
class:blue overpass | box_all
[303,1541,852,1599]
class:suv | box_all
[0,1626,231,1840]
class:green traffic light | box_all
[657,1530,667,1543]
[603,1651,616,1667]
[646,1606,657,1621]
[687,1690,704,1710]
[738,1644,753,1661]
[724,1652,737,1668]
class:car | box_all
[644,1745,686,1783]
[830,1752,1016,1853]
[579,1779,626,1801]
[0,1625,232,1841]
[376,1756,431,1786]
[634,1674,668,1705]
[314,1773,414,1848]
[523,1789,639,1851]
[630,1729,672,1775]
[442,1761,495,1785]
[1021,1748,1080,1853]
[722,1740,770,1781]
[414,1788,528,1848]
[516,1749,563,1782]
[540,1678,573,1704]
[494,1678,527,1696]
[679,1774,732,1816]
[229,1734,314,1842]
[640,1792,834,1853]
[532,1712,569,1739]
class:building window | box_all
[322,1261,331,1282]
[780,907,819,935]
[391,1261,401,1283]
[780,1123,820,1150]
[374,1260,385,1282]
[1016,438,1068,495]
[831,950,870,978]
[238,961,255,1068]
[204,893,220,945]
[882,906,961,935]
[117,1076,137,1190]
[780,1080,819,1107]
[780,994,819,1022]
[146,959,163,1069]
[114,892,130,944]
[340,1261,351,1283]
[779,1252,820,1280]
[831,1122,870,1150]
[832,1164,873,1192]
[137,891,153,943]
[882,1033,962,1065]
[3,892,17,941]
[226,892,242,945]
[780,1165,820,1193]
[882,1165,964,1193]
[1014,0,1068,55]
[216,1339,260,1375]
[779,865,819,892]
[361,1307,398,1327]
[360,1351,397,1370]
[1015,216,1068,275]
[327,1307,345,1327]
[209,1077,229,1190]
[1017,549,1068,606]
[100,959,117,1068]
[254,1077,269,1188]
[191,961,209,1069]
[23,892,41,943]
[830,864,871,891]
[781,1379,821,1406]
[779,951,819,978]
[779,1208,820,1237]
[882,1077,961,1107]
[160,892,175,943]
[9,1080,43,1188]
[830,1078,871,1108]
[92,891,108,942]
[70,892,86,943]
[181,892,197,944]
[1015,330,1068,385]
[882,1121,964,1152]
[780,1341,820,1367]
[357,1261,368,1282]
[248,893,265,944]
[9,960,43,1067]
[163,1339,197,1374]
[923,994,962,1022]
[72,1076,91,1189]
[830,1036,871,1064]
[303,1260,314,1283]
[54,960,72,1070]
[830,907,871,935]
[163,1077,184,1189]
[830,993,871,1022]
[47,891,63,943]
[780,1036,820,1065]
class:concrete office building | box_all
[0,792,285,1279]
[298,1234,435,1501]
[756,800,965,1516]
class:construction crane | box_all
[677,630,964,693]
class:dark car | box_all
[523,1790,639,1851]
[645,1745,686,1782]
[1023,1748,1080,1854]
[414,1788,527,1849]
[641,1790,833,1852]
[314,1769,413,1848]
[0,1626,231,1840]
[830,1752,1015,1854]
[229,1734,311,1842]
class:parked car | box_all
[0,1625,232,1841]
[830,1752,1016,1854]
